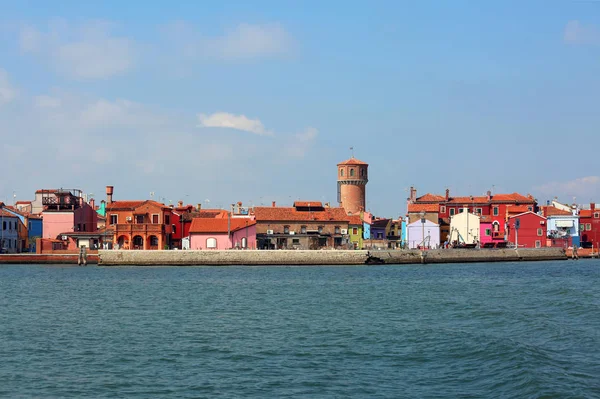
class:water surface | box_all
[1,261,599,398]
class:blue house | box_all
[1,206,43,252]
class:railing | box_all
[115,224,164,233]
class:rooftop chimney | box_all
[592,203,596,211]
[106,186,114,204]
[90,198,95,210]
[445,188,450,201]
[197,203,202,211]
[409,186,417,202]
[486,190,491,201]
[178,200,183,207]
[272,201,276,207]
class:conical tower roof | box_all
[337,157,368,166]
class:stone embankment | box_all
[98,247,568,266]
[0,254,99,264]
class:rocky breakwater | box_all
[99,249,370,266]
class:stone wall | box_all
[98,247,567,266]
[99,250,370,266]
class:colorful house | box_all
[579,203,600,248]
[406,219,440,249]
[541,205,580,247]
[40,189,98,241]
[348,215,363,249]
[189,217,256,250]
[104,186,173,250]
[0,207,21,253]
[479,215,493,246]
[507,212,547,248]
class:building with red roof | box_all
[189,217,256,250]
[254,201,350,249]
[104,186,173,250]
[579,203,600,248]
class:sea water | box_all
[1,261,599,398]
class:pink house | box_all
[41,190,98,240]
[189,218,256,250]
[480,215,493,245]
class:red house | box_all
[579,203,600,248]
[507,212,547,248]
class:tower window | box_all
[350,169,355,177]
[340,169,344,177]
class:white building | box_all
[1,208,21,253]
[449,208,481,245]
[406,219,440,249]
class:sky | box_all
[1,0,599,216]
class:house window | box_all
[136,215,144,224]
[165,215,170,225]
[301,226,307,234]
[475,208,482,215]
[458,208,464,213]
[152,214,159,224]
[2,221,5,230]
[485,229,491,236]
[595,212,599,219]
[377,232,383,239]
[335,226,341,234]
[206,238,217,248]
[449,208,455,216]
[350,169,355,177]
[493,207,499,216]
[580,224,585,232]
[172,225,177,234]
[360,168,365,177]
[537,228,543,236]
[150,236,159,246]
[528,206,533,212]
[241,237,247,248]
[110,215,117,225]
[284,225,290,234]
[353,227,358,235]
[440,206,446,213]
[586,223,592,231]
[340,168,344,177]
[535,240,541,248]
[318,226,323,234]
[292,238,300,245]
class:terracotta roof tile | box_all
[579,210,592,218]
[407,203,439,213]
[189,218,255,233]
[489,193,534,203]
[348,215,362,225]
[254,206,350,222]
[541,206,573,217]
[415,193,446,202]
[196,209,229,218]
[507,205,531,214]
[106,200,168,211]
[447,196,488,204]
[337,157,368,166]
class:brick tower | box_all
[337,156,368,215]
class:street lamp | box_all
[420,210,426,249]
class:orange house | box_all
[104,186,173,250]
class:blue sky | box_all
[1,1,599,215]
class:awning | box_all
[555,220,573,228]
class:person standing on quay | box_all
[572,245,579,260]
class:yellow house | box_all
[449,207,481,244]
[348,215,363,249]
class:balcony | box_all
[114,224,165,234]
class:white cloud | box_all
[210,23,292,60]
[534,176,600,200]
[162,22,293,62]
[19,21,134,79]
[197,112,273,136]
[0,69,16,105]
[34,95,61,108]
[285,127,319,158]
[564,20,600,45]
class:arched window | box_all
[361,168,365,177]
[241,237,247,248]
[340,168,344,177]
[206,238,217,249]
[493,221,499,232]
[350,169,355,177]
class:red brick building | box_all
[337,157,368,215]
[104,186,173,250]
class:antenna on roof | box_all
[349,146,354,158]
[150,192,155,199]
